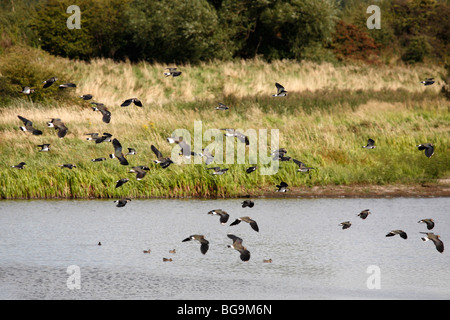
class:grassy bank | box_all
[0,57,449,199]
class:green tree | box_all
[31,0,132,60]
[126,0,227,63]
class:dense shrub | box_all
[0,45,76,105]
[330,20,381,64]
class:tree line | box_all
[0,0,449,65]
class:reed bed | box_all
[0,58,449,199]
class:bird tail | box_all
[109,154,115,159]
[19,126,26,132]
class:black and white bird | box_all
[199,148,214,165]
[357,209,371,220]
[18,86,35,95]
[167,136,191,158]
[182,235,209,255]
[10,162,26,169]
[42,77,58,88]
[86,132,112,144]
[208,209,230,225]
[18,115,43,135]
[339,221,352,230]
[126,148,137,155]
[207,167,229,175]
[47,118,68,138]
[109,138,129,165]
[222,128,249,145]
[151,145,173,169]
[37,144,50,152]
[272,83,287,97]
[230,216,259,232]
[227,234,251,262]
[91,157,106,162]
[80,94,93,100]
[114,198,131,207]
[121,98,142,107]
[216,102,229,110]
[129,166,149,180]
[416,143,434,158]
[362,138,376,149]
[272,148,288,160]
[115,178,129,188]
[246,166,257,174]
[418,218,435,230]
[164,67,182,77]
[293,159,315,172]
[60,164,76,169]
[420,232,444,253]
[386,230,408,239]
[91,102,111,124]
[242,200,254,208]
[58,83,76,89]
[420,78,435,86]
[276,182,288,192]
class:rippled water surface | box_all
[0,198,449,300]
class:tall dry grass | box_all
[0,58,449,199]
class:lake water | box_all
[0,197,449,300]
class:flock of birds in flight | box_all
[10,69,443,261]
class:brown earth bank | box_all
[3,181,449,200]
[253,180,450,199]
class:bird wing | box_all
[151,145,164,160]
[121,99,132,107]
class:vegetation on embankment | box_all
[1,54,449,199]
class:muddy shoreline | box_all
[253,182,450,199]
[2,182,449,200]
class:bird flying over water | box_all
[420,232,444,253]
[418,219,434,230]
[182,235,209,255]
[230,216,259,232]
[227,234,251,262]
[208,209,230,225]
